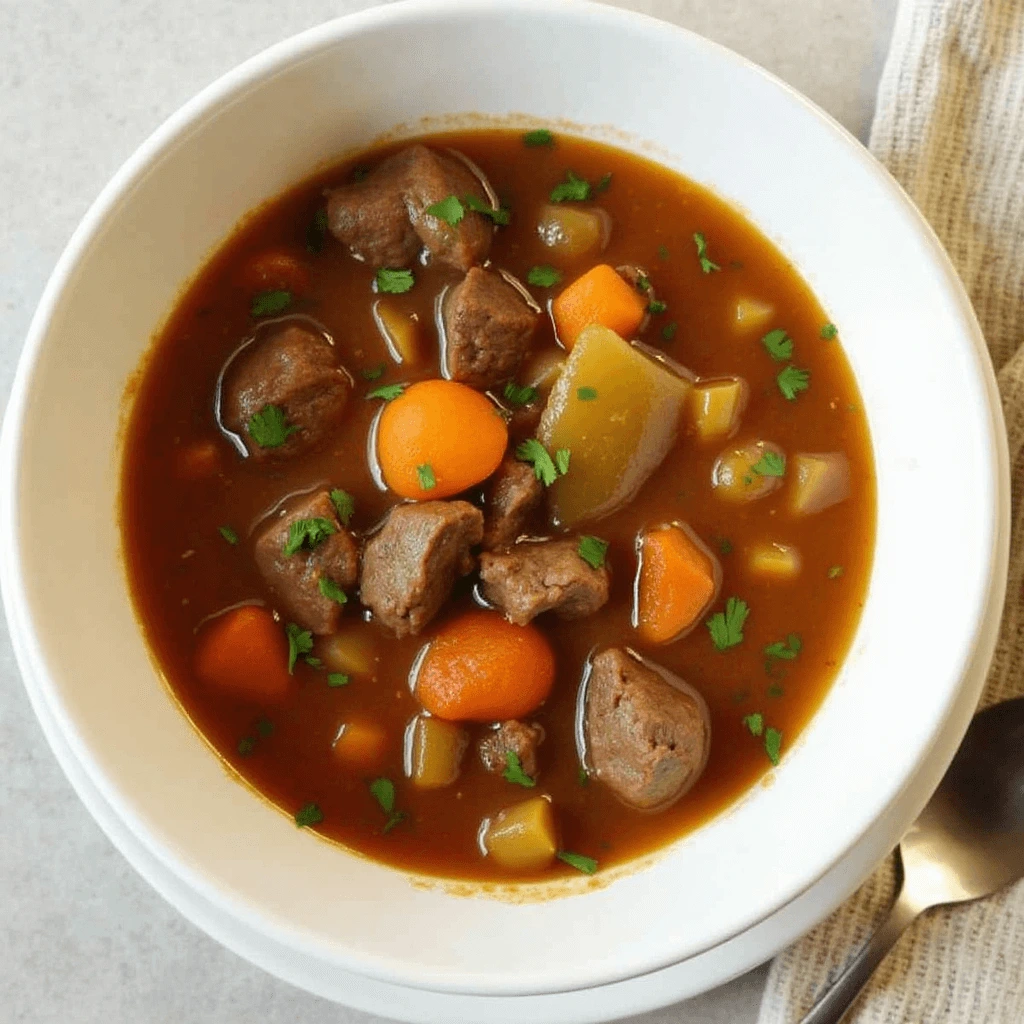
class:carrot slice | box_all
[415,609,555,722]
[194,606,292,702]
[551,263,648,349]
[635,524,722,644]
[333,720,389,768]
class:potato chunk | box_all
[733,297,774,333]
[748,541,802,580]
[321,630,379,677]
[689,378,748,441]
[373,298,421,366]
[405,714,469,789]
[711,440,786,504]
[481,797,558,872]
[539,324,692,528]
[333,720,388,769]
[536,204,611,259]
[790,452,851,515]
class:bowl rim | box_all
[0,0,1011,998]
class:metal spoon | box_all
[800,696,1024,1024]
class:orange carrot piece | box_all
[175,439,222,480]
[194,606,292,702]
[415,610,555,722]
[377,379,508,500]
[636,524,722,644]
[333,720,389,768]
[551,263,648,349]
[237,247,311,296]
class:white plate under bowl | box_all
[0,0,1010,1009]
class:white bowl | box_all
[0,0,1010,1011]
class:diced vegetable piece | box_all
[748,541,802,580]
[689,378,748,441]
[712,440,786,504]
[321,629,379,676]
[175,439,221,480]
[481,796,558,872]
[406,714,469,789]
[551,264,648,349]
[373,298,422,366]
[733,297,774,333]
[539,324,691,527]
[522,348,566,393]
[237,247,310,296]
[415,609,555,722]
[194,606,291,702]
[790,452,851,515]
[377,379,508,499]
[536,204,611,259]
[333,720,388,768]
[635,523,722,643]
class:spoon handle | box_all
[797,871,922,1024]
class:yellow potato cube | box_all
[406,714,468,790]
[690,378,748,441]
[373,298,421,366]
[733,297,774,333]
[481,797,558,872]
[748,541,802,580]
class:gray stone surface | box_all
[0,0,897,1020]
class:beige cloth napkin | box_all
[758,0,1024,1021]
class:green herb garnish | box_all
[693,232,721,274]
[820,322,838,340]
[523,128,554,147]
[237,736,256,756]
[743,712,764,737]
[375,267,414,294]
[557,851,598,875]
[593,172,612,193]
[751,451,786,477]
[555,448,571,475]
[765,727,783,766]
[577,386,598,401]
[218,525,239,545]
[528,264,562,288]
[647,299,667,315]
[718,538,733,555]
[706,597,749,651]
[503,751,536,788]
[765,634,802,672]
[282,517,337,557]
[761,328,793,362]
[577,767,590,787]
[577,535,609,570]
[256,717,274,737]
[361,362,386,381]
[285,623,314,674]
[329,488,355,526]
[777,365,811,401]
[369,777,406,833]
[247,404,299,449]
[550,170,590,203]
[503,381,538,407]
[516,438,567,486]
[327,672,350,688]
[424,194,465,227]
[657,245,670,261]
[318,576,348,605]
[251,289,292,317]
[294,802,324,828]
[365,383,405,401]
[828,565,845,579]
[661,321,678,341]
[417,464,437,490]
[463,193,511,225]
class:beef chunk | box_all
[482,458,544,550]
[442,268,539,388]
[360,501,484,637]
[326,145,492,271]
[479,539,610,625]
[478,720,545,778]
[254,490,359,635]
[585,648,710,811]
[221,324,350,461]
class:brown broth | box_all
[121,129,875,881]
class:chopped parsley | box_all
[693,232,721,274]
[503,751,536,788]
[706,597,749,651]
[503,381,538,407]
[294,802,324,828]
[761,328,793,362]
[237,736,256,756]
[777,365,811,401]
[375,267,414,294]
[820,322,838,340]
[329,488,355,526]
[523,128,554,147]
[751,451,786,477]
[593,172,613,193]
[661,321,678,342]
[657,245,670,261]
[424,194,465,227]
[767,682,785,698]
[765,727,783,766]
[361,362,386,381]
[285,623,314,674]
[828,565,845,579]
[282,517,337,557]
[742,712,764,737]
[256,717,274,737]
[635,274,651,293]
[516,438,568,486]
[577,535,609,569]
[417,464,437,490]
[577,767,590,787]
[250,289,292,317]
[463,193,511,225]
[549,170,591,203]
[647,299,668,315]
[304,656,322,668]
[528,264,562,288]
[218,525,239,545]
[247,404,299,449]
[765,633,802,674]
[718,537,734,555]
[327,672,350,688]
[306,208,329,254]
[318,576,348,605]
[369,777,406,833]
[577,386,598,401]
[557,851,598,875]
[365,382,405,401]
